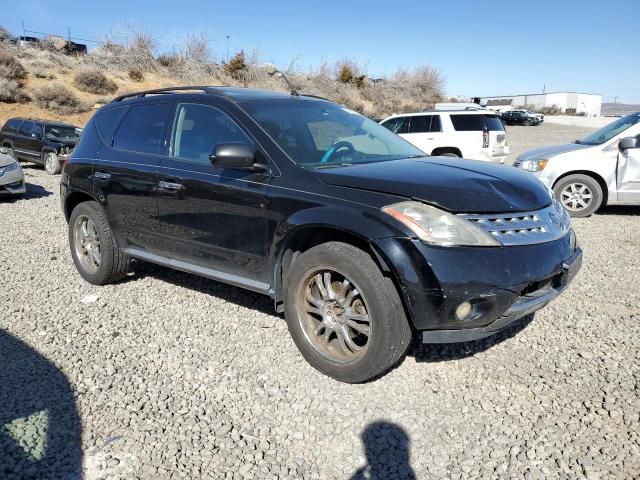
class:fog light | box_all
[455,301,473,321]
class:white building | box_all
[476,92,602,116]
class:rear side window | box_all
[450,115,485,131]
[19,121,35,136]
[381,117,408,134]
[113,103,171,154]
[408,115,442,133]
[95,107,127,144]
[170,103,251,163]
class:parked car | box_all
[61,86,582,383]
[0,118,82,175]
[515,112,640,217]
[0,147,26,197]
[380,110,509,163]
[502,110,543,126]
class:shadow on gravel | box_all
[598,205,640,216]
[350,421,416,480]
[0,329,82,479]
[409,314,535,363]
[23,183,53,200]
[127,260,276,316]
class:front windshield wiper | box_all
[314,163,353,170]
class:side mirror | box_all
[619,137,638,152]
[210,143,267,172]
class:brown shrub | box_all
[33,83,91,114]
[157,53,184,68]
[128,69,144,82]
[0,51,27,83]
[0,78,30,103]
[0,26,12,43]
[73,70,118,94]
[224,50,247,80]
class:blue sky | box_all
[3,0,639,103]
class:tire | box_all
[2,145,16,160]
[553,174,603,218]
[283,241,412,383]
[44,151,61,175]
[524,120,532,126]
[68,201,130,285]
[440,152,460,158]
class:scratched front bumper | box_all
[374,231,580,333]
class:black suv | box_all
[501,110,543,126]
[61,87,582,382]
[0,118,81,175]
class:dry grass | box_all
[33,83,91,114]
[0,79,30,103]
[0,51,27,83]
[128,69,144,82]
[73,70,118,94]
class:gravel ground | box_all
[1,124,639,479]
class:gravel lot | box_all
[1,124,639,479]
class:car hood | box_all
[314,157,551,213]
[0,153,16,167]
[517,143,591,161]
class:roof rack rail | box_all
[110,86,222,103]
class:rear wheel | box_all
[44,151,61,175]
[553,174,603,217]
[69,201,130,284]
[284,242,412,383]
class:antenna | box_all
[268,69,299,96]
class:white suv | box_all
[516,112,640,217]
[380,110,509,163]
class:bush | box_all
[128,69,144,82]
[73,70,118,94]
[33,83,91,114]
[0,78,30,103]
[0,26,12,43]
[157,53,183,68]
[0,51,27,83]
[225,50,247,80]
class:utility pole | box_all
[68,26,71,43]
[22,20,25,38]
[226,35,230,63]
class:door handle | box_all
[94,171,110,180]
[158,180,184,191]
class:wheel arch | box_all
[552,170,608,207]
[431,146,462,157]
[64,191,99,222]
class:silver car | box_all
[0,147,26,196]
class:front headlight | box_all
[0,161,20,177]
[382,201,501,247]
[519,159,548,172]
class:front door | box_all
[14,121,42,162]
[156,102,272,285]
[617,136,640,202]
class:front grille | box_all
[460,201,570,246]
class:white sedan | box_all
[0,147,26,197]
[515,113,640,217]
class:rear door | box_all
[617,134,640,202]
[156,101,272,285]
[14,121,42,162]
[93,102,172,251]
[404,115,442,154]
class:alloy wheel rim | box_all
[73,215,101,274]
[296,268,371,364]
[45,154,55,173]
[560,183,592,211]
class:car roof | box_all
[109,86,331,104]
[384,110,497,119]
[8,117,79,127]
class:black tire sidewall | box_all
[283,242,410,383]
[553,175,603,217]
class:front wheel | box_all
[44,151,61,175]
[283,242,412,383]
[553,174,603,217]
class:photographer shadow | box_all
[0,329,82,479]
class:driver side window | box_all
[170,103,251,163]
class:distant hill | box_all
[602,102,640,116]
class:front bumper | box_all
[374,232,582,343]
[0,168,26,195]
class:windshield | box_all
[578,113,640,145]
[240,99,424,168]
[45,125,81,141]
